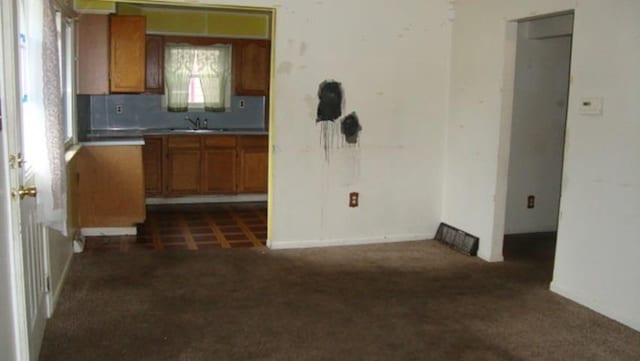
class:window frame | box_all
[162,36,234,112]
[55,10,76,147]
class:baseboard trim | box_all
[477,252,504,263]
[146,194,267,205]
[269,234,432,250]
[550,282,640,332]
[81,227,137,236]
[49,251,72,317]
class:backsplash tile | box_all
[80,94,265,135]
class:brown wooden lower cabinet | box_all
[202,149,237,193]
[142,136,163,195]
[167,149,201,195]
[166,136,201,195]
[77,145,146,227]
[238,135,268,193]
[142,134,267,197]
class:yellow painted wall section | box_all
[142,9,268,38]
[74,0,116,12]
[206,13,267,38]
[145,9,208,34]
[116,3,143,15]
[77,2,269,38]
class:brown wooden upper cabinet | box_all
[110,16,146,93]
[145,35,164,94]
[233,39,271,96]
[77,14,109,94]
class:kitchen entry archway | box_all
[110,0,276,245]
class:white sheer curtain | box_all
[164,43,231,112]
[194,45,231,112]
[19,0,67,234]
[164,44,195,112]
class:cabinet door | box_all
[166,150,201,195]
[77,14,109,94]
[142,136,163,196]
[234,40,270,96]
[145,35,164,94]
[77,146,146,227]
[202,149,237,194]
[110,16,146,93]
[166,136,201,195]
[238,147,268,193]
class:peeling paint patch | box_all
[341,112,362,144]
[276,61,293,75]
[315,80,363,161]
[317,80,343,122]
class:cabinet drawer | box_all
[167,136,201,149]
[238,135,268,147]
[203,135,237,148]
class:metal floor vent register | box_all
[434,223,479,256]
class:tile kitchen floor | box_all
[84,202,268,252]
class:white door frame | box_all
[492,11,574,262]
[1,0,35,359]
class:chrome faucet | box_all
[184,116,209,130]
[184,116,199,130]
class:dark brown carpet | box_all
[40,239,640,361]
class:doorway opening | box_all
[77,1,276,248]
[502,12,574,275]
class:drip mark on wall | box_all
[317,80,344,160]
[318,121,342,161]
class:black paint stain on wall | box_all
[316,80,343,122]
[316,80,363,160]
[341,112,362,144]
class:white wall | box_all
[505,17,572,235]
[445,0,640,331]
[173,0,454,248]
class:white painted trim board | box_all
[48,251,72,317]
[81,227,137,236]
[268,234,433,250]
[146,194,267,205]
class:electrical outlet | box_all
[527,195,535,209]
[238,99,246,109]
[349,192,359,208]
[115,104,124,114]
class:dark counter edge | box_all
[83,128,269,142]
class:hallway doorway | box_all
[502,13,573,264]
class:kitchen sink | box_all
[167,128,227,133]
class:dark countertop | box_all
[84,128,268,141]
